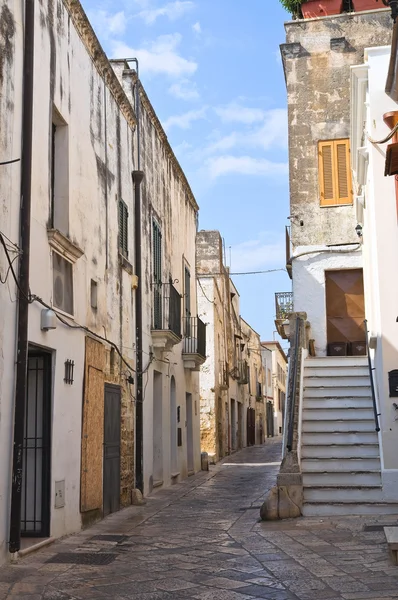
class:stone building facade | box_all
[0,0,202,564]
[197,231,265,463]
[282,7,392,354]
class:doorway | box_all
[325,269,365,350]
[21,350,52,537]
[225,401,230,455]
[186,393,194,474]
[153,371,163,484]
[237,403,243,449]
[217,397,223,458]
[103,384,121,517]
[231,399,236,451]
[247,408,256,447]
[170,377,177,475]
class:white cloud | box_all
[214,101,265,124]
[163,107,207,131]
[231,236,285,271]
[192,21,201,34]
[111,34,197,78]
[168,79,199,100]
[87,9,127,38]
[138,1,194,24]
[206,155,288,179]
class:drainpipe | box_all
[130,59,145,493]
[9,0,35,554]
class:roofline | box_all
[64,0,136,131]
[261,341,288,363]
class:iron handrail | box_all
[364,320,381,433]
[287,317,301,452]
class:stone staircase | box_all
[301,356,398,516]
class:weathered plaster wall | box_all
[283,9,392,249]
[0,0,23,567]
[0,0,137,563]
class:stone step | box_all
[305,357,368,368]
[304,387,371,398]
[384,527,398,565]
[302,431,379,445]
[303,471,381,487]
[303,397,374,410]
[304,376,370,388]
[301,443,380,459]
[301,457,381,472]
[304,485,384,503]
[303,503,398,517]
[305,366,369,378]
[302,408,375,421]
[302,419,376,433]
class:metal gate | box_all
[21,351,52,537]
[103,384,121,517]
[247,408,256,446]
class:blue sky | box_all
[82,0,292,344]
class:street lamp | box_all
[383,0,398,23]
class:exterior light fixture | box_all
[383,0,398,23]
[281,320,291,339]
[355,224,363,238]
[40,308,57,331]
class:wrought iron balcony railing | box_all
[183,316,206,359]
[275,291,293,321]
[152,282,182,339]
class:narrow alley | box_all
[1,440,398,600]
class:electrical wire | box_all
[0,158,20,166]
[0,253,19,284]
[0,233,32,303]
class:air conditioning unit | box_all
[53,252,73,315]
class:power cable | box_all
[367,121,398,145]
[0,158,20,166]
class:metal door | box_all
[103,384,121,517]
[21,351,52,537]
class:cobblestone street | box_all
[1,439,398,600]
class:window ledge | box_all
[47,229,84,263]
[118,252,133,274]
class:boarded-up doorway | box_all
[326,269,365,347]
[103,384,121,517]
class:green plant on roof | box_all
[279,0,304,18]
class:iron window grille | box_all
[118,199,128,257]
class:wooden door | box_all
[103,384,121,517]
[325,269,365,344]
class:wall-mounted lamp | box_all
[281,320,290,338]
[41,308,57,331]
[382,0,398,23]
[355,224,363,238]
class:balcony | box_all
[151,283,182,355]
[182,316,206,370]
[218,361,229,390]
[275,291,293,340]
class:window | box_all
[318,139,352,206]
[50,107,69,233]
[152,220,162,329]
[53,252,73,315]
[184,265,191,336]
[118,199,128,257]
[268,369,271,387]
[90,279,98,309]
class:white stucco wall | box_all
[355,47,398,494]
[292,248,363,356]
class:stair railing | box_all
[286,316,304,452]
[364,319,381,433]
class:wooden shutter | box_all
[118,200,128,256]
[152,220,162,329]
[319,139,352,206]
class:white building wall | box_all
[353,46,398,497]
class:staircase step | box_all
[302,431,379,445]
[301,444,380,458]
[303,408,374,421]
[305,366,369,378]
[305,357,368,368]
[303,471,381,486]
[303,503,398,517]
[384,528,398,565]
[304,486,384,502]
[303,397,374,409]
[304,376,370,388]
[302,419,376,433]
[304,387,371,398]
[301,457,381,472]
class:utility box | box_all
[389,370,398,397]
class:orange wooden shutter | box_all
[319,139,353,206]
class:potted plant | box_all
[352,0,387,10]
[279,0,304,18]
[301,0,343,18]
